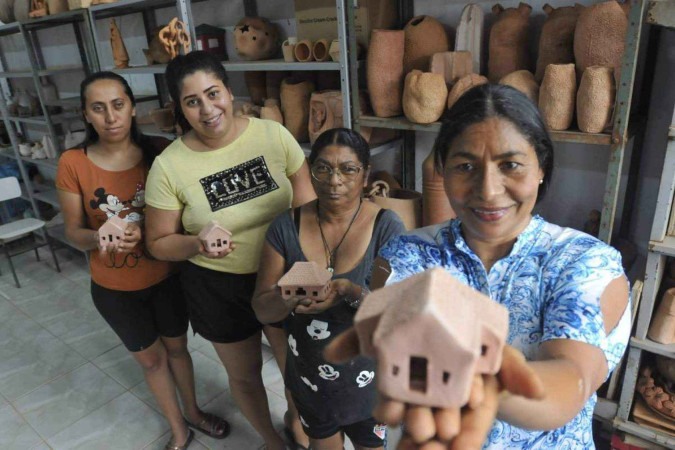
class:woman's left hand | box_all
[294,278,356,314]
[115,222,142,253]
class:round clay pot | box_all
[367,29,404,118]
[577,65,615,133]
[244,71,267,106]
[234,17,279,61]
[14,0,30,22]
[574,0,629,82]
[294,39,313,62]
[403,15,450,75]
[329,39,340,62]
[47,0,67,14]
[447,73,488,110]
[402,70,447,124]
[280,77,315,142]
[422,151,455,226]
[539,63,576,131]
[499,70,539,104]
[535,4,584,82]
[312,39,330,62]
[488,3,532,83]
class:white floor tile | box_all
[92,344,144,389]
[0,403,42,450]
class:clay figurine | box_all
[354,268,508,408]
[234,17,279,61]
[455,4,484,75]
[278,261,332,301]
[98,215,126,249]
[199,220,232,252]
[110,19,129,69]
[488,3,532,83]
[647,288,675,344]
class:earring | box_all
[539,179,544,184]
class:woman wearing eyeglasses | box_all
[252,128,405,450]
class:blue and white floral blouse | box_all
[379,215,631,449]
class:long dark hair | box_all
[78,71,161,166]
[433,84,554,202]
[165,51,230,133]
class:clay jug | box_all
[402,71,447,124]
[488,3,532,82]
[538,63,576,131]
[447,73,488,110]
[110,19,129,69]
[367,29,404,118]
[429,51,473,88]
[403,15,450,75]
[574,0,629,82]
[234,17,279,61]
[499,70,539,104]
[422,151,455,226]
[280,77,315,142]
[577,66,615,134]
[535,4,584,82]
[244,71,267,106]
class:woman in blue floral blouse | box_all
[327,84,631,449]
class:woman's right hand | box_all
[196,236,237,259]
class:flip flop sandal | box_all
[186,412,231,439]
[164,429,194,450]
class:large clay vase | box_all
[535,4,584,82]
[447,73,488,110]
[402,70,447,124]
[244,71,267,106]
[110,19,129,69]
[422,151,455,226]
[280,77,315,143]
[499,70,539,104]
[574,0,629,82]
[403,15,450,76]
[367,29,404,118]
[539,63,576,131]
[577,66,615,133]
[429,51,473,88]
[234,17,279,61]
[488,3,532,83]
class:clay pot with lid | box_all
[403,15,450,76]
[488,2,532,83]
[367,29,404,118]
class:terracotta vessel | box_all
[422,151,455,226]
[367,181,422,231]
[280,77,315,142]
[488,2,532,82]
[367,29,404,118]
[234,17,279,61]
[429,51,473,88]
[403,15,450,76]
[455,4,484,75]
[574,0,629,82]
[312,39,330,62]
[647,288,675,344]
[244,71,267,106]
[499,70,539,104]
[294,39,313,62]
[402,70,447,124]
[110,19,129,69]
[577,65,615,133]
[535,4,584,82]
[538,63,576,131]
[329,39,340,62]
[447,73,488,110]
[261,98,283,125]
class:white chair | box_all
[0,177,60,287]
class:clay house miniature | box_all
[354,267,509,409]
[98,215,127,248]
[278,261,332,301]
[199,220,232,251]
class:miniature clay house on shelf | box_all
[278,261,332,301]
[354,268,509,409]
[98,215,126,247]
[198,220,232,251]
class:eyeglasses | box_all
[310,164,364,183]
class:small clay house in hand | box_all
[278,261,332,301]
[199,220,232,251]
[98,215,127,248]
[354,267,508,409]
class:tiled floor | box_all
[0,247,402,449]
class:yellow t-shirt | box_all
[145,118,306,273]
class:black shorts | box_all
[181,262,263,343]
[91,274,189,352]
[293,394,387,448]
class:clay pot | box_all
[538,63,576,131]
[429,51,473,87]
[260,99,283,125]
[447,73,488,110]
[234,17,279,61]
[422,151,455,226]
[150,108,174,132]
[403,15,450,76]
[367,29,404,118]
[402,70,447,124]
[499,70,539,104]
[244,71,267,106]
[577,65,615,133]
[280,77,315,142]
[488,2,532,83]
[535,4,584,82]
[294,39,313,62]
[329,39,340,62]
[312,39,330,62]
[46,0,66,14]
[110,19,129,69]
[574,0,629,82]
[455,4,484,75]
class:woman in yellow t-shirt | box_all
[145,51,315,450]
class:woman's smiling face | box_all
[179,71,234,140]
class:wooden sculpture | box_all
[278,261,332,301]
[199,220,232,252]
[110,19,129,69]
[354,268,508,408]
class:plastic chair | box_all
[0,177,60,287]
